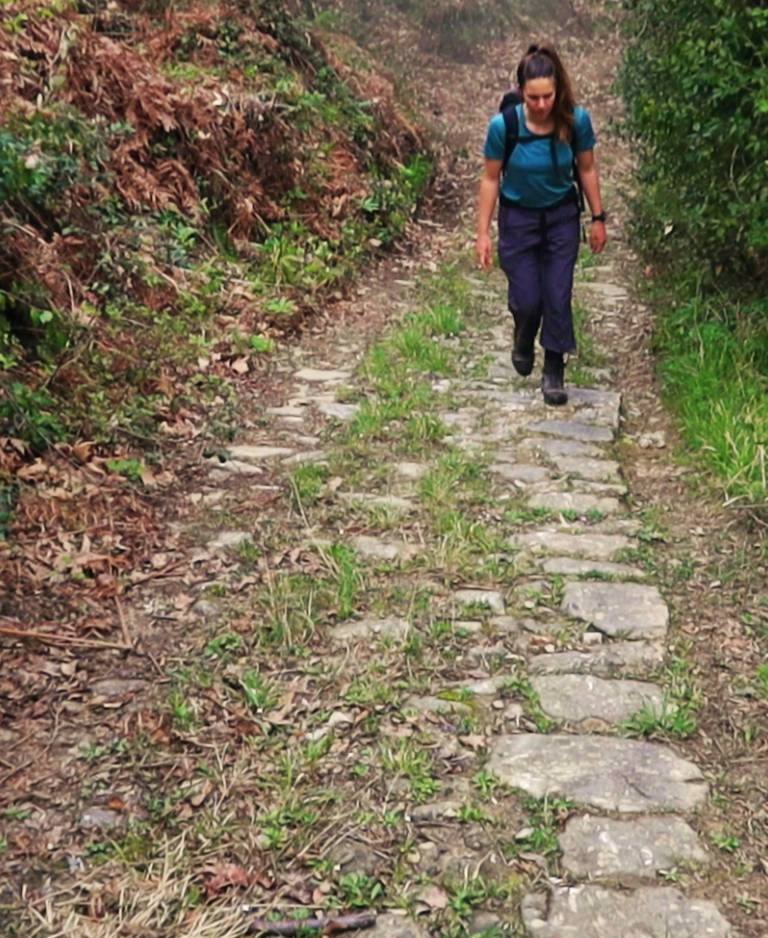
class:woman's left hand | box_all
[589,220,607,254]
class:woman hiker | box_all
[476,41,607,405]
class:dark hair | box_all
[516,42,575,143]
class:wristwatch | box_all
[591,211,607,223]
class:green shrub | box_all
[618,1,768,279]
[620,0,768,508]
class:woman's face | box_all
[522,76,556,121]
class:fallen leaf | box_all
[73,441,95,463]
[416,884,449,909]
[189,779,213,807]
[202,861,252,899]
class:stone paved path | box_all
[182,26,739,934]
[193,245,736,935]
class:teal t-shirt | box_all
[483,105,596,208]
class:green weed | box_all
[754,664,768,698]
[620,698,698,739]
[336,872,384,908]
[508,794,573,860]
[240,669,278,711]
[380,738,440,803]
[710,830,741,853]
[320,542,365,619]
[472,770,501,798]
[168,689,196,732]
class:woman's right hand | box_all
[476,232,493,270]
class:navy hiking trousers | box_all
[497,197,580,355]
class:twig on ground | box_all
[0,619,131,651]
[248,912,376,935]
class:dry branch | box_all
[0,618,131,651]
[248,912,376,935]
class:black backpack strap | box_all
[501,103,519,175]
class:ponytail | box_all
[516,42,575,143]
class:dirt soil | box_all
[1,2,766,937]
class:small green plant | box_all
[240,669,278,711]
[169,689,195,731]
[755,664,768,698]
[106,458,144,483]
[0,382,67,450]
[344,677,397,707]
[620,699,698,739]
[250,334,276,353]
[446,876,511,919]
[291,463,329,507]
[203,632,242,658]
[380,738,440,803]
[322,542,364,619]
[303,732,333,765]
[336,872,384,909]
[500,677,557,733]
[235,538,261,567]
[710,830,741,853]
[458,803,492,823]
[3,807,30,821]
[472,770,501,798]
[511,794,573,859]
[265,296,296,316]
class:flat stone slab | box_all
[294,368,351,382]
[396,462,427,479]
[207,458,263,476]
[339,492,415,513]
[282,449,328,465]
[330,617,410,643]
[527,420,614,444]
[266,404,307,418]
[403,695,472,716]
[487,735,707,812]
[351,535,417,561]
[453,588,506,615]
[91,679,148,698]
[562,582,668,639]
[492,463,550,483]
[207,530,253,551]
[512,530,633,560]
[527,492,621,515]
[226,445,295,462]
[552,456,621,481]
[528,641,665,678]
[467,389,537,409]
[580,281,629,298]
[454,675,510,697]
[561,815,709,879]
[317,401,359,420]
[540,556,644,578]
[368,913,429,938]
[523,437,603,458]
[530,674,664,724]
[573,479,628,496]
[566,387,622,410]
[522,886,731,938]
[79,807,124,830]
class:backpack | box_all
[499,89,584,212]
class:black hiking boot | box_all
[511,326,534,376]
[541,351,567,406]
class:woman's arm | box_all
[476,158,503,270]
[576,149,606,254]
